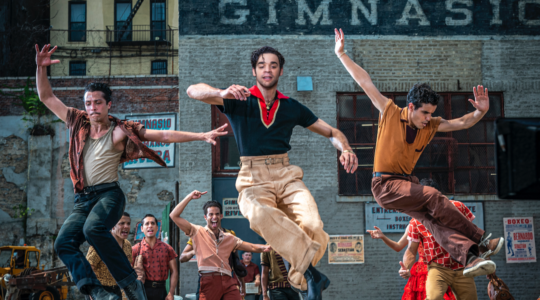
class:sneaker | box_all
[303,264,331,300]
[123,280,148,300]
[88,285,121,300]
[463,255,496,277]
[479,234,504,259]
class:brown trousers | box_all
[426,263,477,300]
[236,153,329,291]
[199,274,241,300]
[371,175,484,265]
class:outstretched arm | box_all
[35,44,68,122]
[169,190,207,234]
[307,119,358,173]
[138,124,228,145]
[237,242,272,253]
[438,85,489,132]
[367,225,409,252]
[334,29,389,112]
[186,83,251,105]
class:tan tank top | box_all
[373,99,441,175]
[82,122,123,187]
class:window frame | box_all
[114,0,133,41]
[68,1,87,42]
[150,0,167,41]
[336,92,504,196]
[69,61,86,76]
[212,105,240,177]
[151,60,168,74]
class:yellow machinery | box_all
[0,246,70,300]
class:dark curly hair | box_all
[420,178,439,190]
[407,83,440,110]
[203,200,222,215]
[85,82,112,103]
[251,46,285,70]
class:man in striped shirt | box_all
[261,249,300,300]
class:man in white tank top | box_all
[35,44,227,300]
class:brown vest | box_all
[373,100,441,175]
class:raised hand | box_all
[35,44,60,67]
[469,85,490,113]
[339,150,358,174]
[334,28,345,56]
[367,226,385,239]
[188,190,207,200]
[202,124,228,145]
[399,261,410,279]
[220,84,251,101]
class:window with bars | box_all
[69,2,86,41]
[69,61,86,76]
[151,60,167,74]
[337,92,504,195]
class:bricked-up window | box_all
[69,61,86,76]
[151,60,167,74]
[212,106,240,176]
[337,92,504,195]
[69,2,86,41]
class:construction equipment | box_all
[0,246,73,300]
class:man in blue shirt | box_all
[187,46,358,300]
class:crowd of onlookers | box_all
[87,190,301,300]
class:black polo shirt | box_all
[217,85,318,157]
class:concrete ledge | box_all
[336,194,501,203]
[0,75,178,80]
[1,85,178,92]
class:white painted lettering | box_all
[519,0,540,25]
[489,0,502,25]
[396,0,431,26]
[295,0,333,26]
[267,0,279,24]
[350,0,379,25]
[219,0,250,25]
[445,0,473,26]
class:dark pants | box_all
[269,288,300,300]
[103,285,123,297]
[372,175,485,265]
[144,281,167,300]
[54,186,137,293]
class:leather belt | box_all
[373,172,411,178]
[199,272,226,277]
[241,157,290,166]
[144,280,166,288]
[79,182,119,195]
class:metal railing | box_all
[106,25,172,46]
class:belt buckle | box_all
[152,282,157,288]
[265,158,273,165]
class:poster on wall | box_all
[503,217,536,263]
[365,202,484,233]
[328,235,364,264]
[122,113,177,169]
[223,198,243,219]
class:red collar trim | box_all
[249,85,289,100]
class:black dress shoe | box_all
[303,264,330,300]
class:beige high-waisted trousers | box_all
[236,153,329,290]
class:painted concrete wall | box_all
[49,0,179,76]
[176,36,540,299]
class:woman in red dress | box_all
[367,226,455,300]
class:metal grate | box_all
[337,92,503,195]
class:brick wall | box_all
[177,36,540,300]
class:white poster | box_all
[503,217,536,263]
[122,113,177,169]
[223,198,244,219]
[328,235,364,264]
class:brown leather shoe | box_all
[463,256,496,277]
[479,235,505,259]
